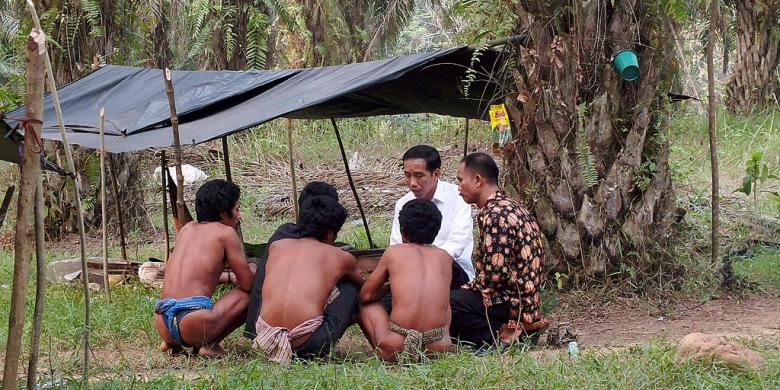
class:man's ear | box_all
[432,168,442,178]
[474,173,483,188]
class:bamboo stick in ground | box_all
[26,175,46,390]
[99,108,111,301]
[161,151,170,261]
[107,155,128,261]
[2,27,44,390]
[26,1,91,383]
[287,118,299,221]
[163,68,187,229]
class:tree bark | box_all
[503,0,681,282]
[3,28,45,390]
[707,0,721,270]
[725,0,779,113]
[26,176,46,390]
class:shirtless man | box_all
[154,179,255,358]
[359,199,453,362]
[253,195,363,363]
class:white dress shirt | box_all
[390,180,475,280]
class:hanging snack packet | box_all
[489,104,512,155]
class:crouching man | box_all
[253,195,363,363]
[154,179,255,358]
[359,199,454,362]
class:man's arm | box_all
[358,254,390,304]
[437,198,473,260]
[223,228,255,292]
[340,251,364,287]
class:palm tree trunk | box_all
[503,0,681,281]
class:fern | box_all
[245,9,269,69]
[576,103,599,188]
[82,0,103,38]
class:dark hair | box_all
[298,195,348,241]
[461,152,499,184]
[399,199,442,245]
[195,179,240,222]
[299,181,338,205]
[402,145,441,172]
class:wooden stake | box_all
[0,185,14,227]
[707,0,720,269]
[3,28,44,390]
[287,118,299,221]
[26,176,46,390]
[164,68,187,228]
[107,156,128,262]
[161,151,170,261]
[26,2,91,383]
[222,136,243,240]
[99,108,111,301]
[463,118,470,159]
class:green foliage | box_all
[576,104,599,188]
[82,0,104,38]
[448,0,516,43]
[245,9,269,69]
[734,151,778,203]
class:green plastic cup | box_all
[612,49,639,81]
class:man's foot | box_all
[196,343,227,358]
[159,341,186,355]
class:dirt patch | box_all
[549,293,780,347]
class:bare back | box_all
[260,238,357,330]
[162,222,237,298]
[385,244,452,331]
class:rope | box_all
[1,112,44,154]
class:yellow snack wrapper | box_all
[489,104,512,150]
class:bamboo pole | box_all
[99,108,111,301]
[161,151,170,261]
[163,68,187,228]
[222,136,243,240]
[3,28,44,390]
[707,0,720,269]
[0,185,14,227]
[106,156,128,262]
[330,118,375,248]
[26,175,46,390]
[26,3,91,382]
[287,118,299,221]
[463,118,470,158]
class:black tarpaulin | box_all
[5,46,503,153]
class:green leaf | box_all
[751,150,764,162]
[760,165,769,182]
[735,175,752,195]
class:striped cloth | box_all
[253,287,340,363]
[253,315,323,363]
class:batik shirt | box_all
[463,191,544,327]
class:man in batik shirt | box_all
[450,152,545,349]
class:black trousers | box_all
[449,288,511,347]
[294,281,359,359]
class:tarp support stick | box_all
[99,108,111,302]
[222,136,242,239]
[463,118,470,158]
[161,151,170,262]
[330,118,375,248]
[287,119,299,222]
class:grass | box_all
[733,247,780,293]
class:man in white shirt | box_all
[390,145,474,289]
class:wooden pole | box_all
[106,155,128,262]
[99,108,111,301]
[0,185,14,227]
[287,118,299,221]
[3,28,44,390]
[463,118,470,159]
[707,0,720,270]
[222,136,243,240]
[164,68,187,228]
[161,151,170,261]
[26,3,91,382]
[26,175,46,390]
[330,118,375,248]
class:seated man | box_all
[359,199,454,362]
[243,181,339,339]
[154,179,255,357]
[253,195,363,363]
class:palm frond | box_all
[363,0,416,60]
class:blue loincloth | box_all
[155,296,213,347]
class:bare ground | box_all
[548,292,780,347]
